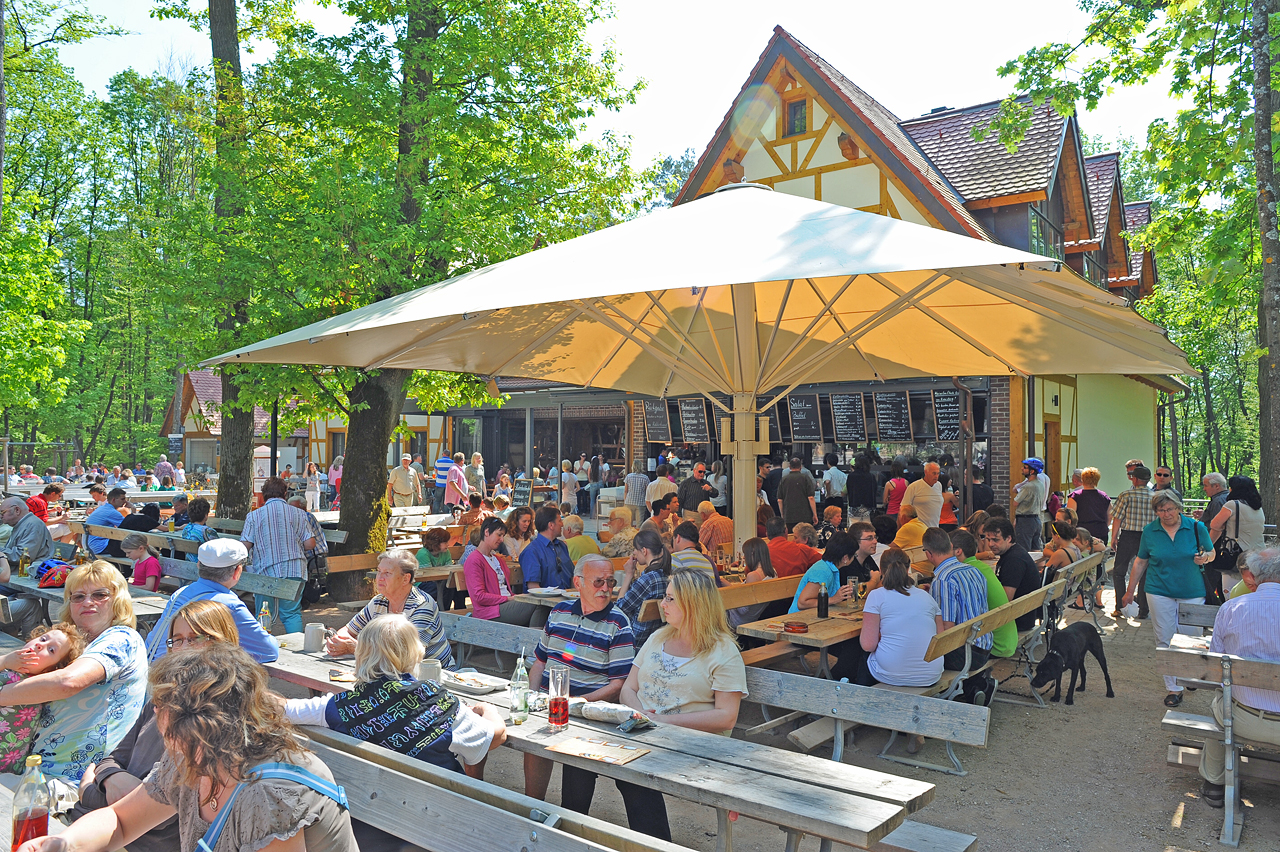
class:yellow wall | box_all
[1074,375,1157,497]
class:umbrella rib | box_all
[362,314,491,370]
[581,299,663,389]
[695,296,734,390]
[761,274,953,391]
[643,290,727,395]
[867,273,1027,377]
[489,306,587,378]
[755,275,861,396]
[579,298,723,389]
[574,299,730,394]
[754,279,794,395]
[801,277,883,381]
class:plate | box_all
[529,587,563,597]
[561,590,580,599]
[441,671,507,695]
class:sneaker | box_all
[1201,781,1225,808]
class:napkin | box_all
[566,697,654,729]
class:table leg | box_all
[819,648,832,679]
[783,829,803,852]
[715,808,734,852]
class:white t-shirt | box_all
[900,479,943,527]
[823,466,847,499]
[865,586,945,687]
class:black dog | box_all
[1031,621,1115,705]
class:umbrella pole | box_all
[728,394,768,556]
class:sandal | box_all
[1067,602,1085,611]
[1164,692,1184,708]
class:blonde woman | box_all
[617,569,748,835]
[560,460,580,509]
[285,614,506,776]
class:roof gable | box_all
[161,371,307,439]
[1077,152,1129,271]
[1109,201,1156,299]
[675,27,990,240]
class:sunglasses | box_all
[69,590,112,605]
[585,577,618,589]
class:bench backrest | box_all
[208,516,349,544]
[1178,601,1220,630]
[1156,647,1280,691]
[924,577,1067,662]
[717,575,803,609]
[307,728,694,852]
[440,611,543,655]
[156,555,306,602]
[73,521,201,555]
[744,667,989,746]
[326,553,381,574]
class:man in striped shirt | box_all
[1110,465,1157,619]
[433,452,452,512]
[923,526,992,673]
[523,555,664,836]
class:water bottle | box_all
[11,754,50,850]
[817,585,829,619]
[509,647,529,725]
[259,602,273,634]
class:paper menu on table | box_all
[547,736,649,765]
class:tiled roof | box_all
[185,370,307,438]
[1122,201,1153,278]
[1081,152,1119,242]
[900,99,1066,202]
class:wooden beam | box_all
[963,190,1048,210]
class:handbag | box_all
[1216,501,1243,560]
[302,552,328,604]
[197,762,348,852]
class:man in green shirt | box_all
[950,528,1016,658]
[563,514,601,563]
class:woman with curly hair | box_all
[21,642,358,852]
[504,505,536,561]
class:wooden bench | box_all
[306,727,696,852]
[156,555,305,602]
[72,521,202,557]
[1158,646,1280,847]
[722,575,807,668]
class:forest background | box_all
[0,0,1268,542]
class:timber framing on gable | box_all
[675,27,990,240]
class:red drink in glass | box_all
[13,807,49,850]
[549,696,569,728]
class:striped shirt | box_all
[434,456,451,487]
[1210,582,1280,712]
[698,513,734,557]
[671,549,714,573]
[929,557,993,651]
[346,587,454,669]
[624,472,650,508]
[1110,486,1157,532]
[535,601,635,695]
[240,498,313,579]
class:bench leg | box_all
[715,807,734,852]
[818,649,832,679]
[877,731,968,776]
[783,828,803,852]
[831,718,847,763]
[1221,747,1243,847]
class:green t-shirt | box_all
[416,547,452,568]
[1229,580,1253,599]
[566,534,601,563]
[965,557,1017,658]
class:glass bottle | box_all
[259,601,273,633]
[508,647,529,724]
[817,585,829,619]
[11,754,50,851]
[17,548,31,578]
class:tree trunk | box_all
[1255,0,1280,520]
[208,0,255,520]
[331,367,411,600]
[1,0,6,224]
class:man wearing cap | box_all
[145,538,280,663]
[1110,465,1157,619]
[1012,459,1046,551]
[388,454,421,508]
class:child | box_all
[122,533,162,591]
[0,624,87,773]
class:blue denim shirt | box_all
[519,533,575,589]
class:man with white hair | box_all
[1198,547,1280,807]
[600,507,638,558]
[0,497,51,636]
[697,500,734,558]
[144,538,280,663]
[153,454,175,485]
[901,462,944,528]
[562,514,600,563]
[1196,472,1230,522]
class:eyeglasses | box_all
[585,577,618,589]
[69,590,112,605]
[860,535,878,542]
[1155,472,1172,478]
[166,634,210,650]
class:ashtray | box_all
[783,621,809,634]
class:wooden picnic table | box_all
[736,599,865,678]
[265,632,920,852]
[6,575,168,630]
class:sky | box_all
[59,1,1179,168]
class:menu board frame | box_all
[931,389,963,442]
[872,391,913,442]
[830,393,867,443]
[677,398,712,444]
[786,394,823,442]
[510,478,535,508]
[642,399,672,444]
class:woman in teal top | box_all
[789,532,859,614]
[1123,489,1213,707]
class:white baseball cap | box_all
[199,538,249,568]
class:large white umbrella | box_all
[204,183,1193,544]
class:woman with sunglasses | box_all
[0,562,147,786]
[72,600,240,852]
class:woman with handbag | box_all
[1207,475,1266,604]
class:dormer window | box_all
[786,100,807,137]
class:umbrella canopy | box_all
[204,183,1193,544]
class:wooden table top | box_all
[7,575,168,614]
[735,600,865,648]
[266,633,913,848]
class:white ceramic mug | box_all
[303,623,326,653]
[418,658,443,683]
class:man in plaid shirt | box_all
[242,476,317,633]
[1110,465,1156,619]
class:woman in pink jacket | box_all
[463,517,539,625]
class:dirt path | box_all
[289,588,1279,851]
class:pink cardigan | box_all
[462,548,513,620]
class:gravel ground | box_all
[285,579,1280,852]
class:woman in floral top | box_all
[0,624,86,773]
[0,562,148,784]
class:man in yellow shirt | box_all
[892,505,928,550]
[387,454,420,508]
[563,514,601,563]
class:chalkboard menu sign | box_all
[678,398,711,443]
[756,397,782,442]
[830,393,867,442]
[932,389,963,441]
[787,395,822,442]
[873,391,913,442]
[510,478,534,508]
[642,399,672,444]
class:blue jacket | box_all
[519,533,575,589]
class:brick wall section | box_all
[987,377,1011,500]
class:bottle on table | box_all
[509,648,529,725]
[17,548,30,578]
[817,585,829,619]
[168,516,175,533]
[12,754,50,851]
[259,602,273,634]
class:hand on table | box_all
[832,584,854,604]
[324,633,355,657]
